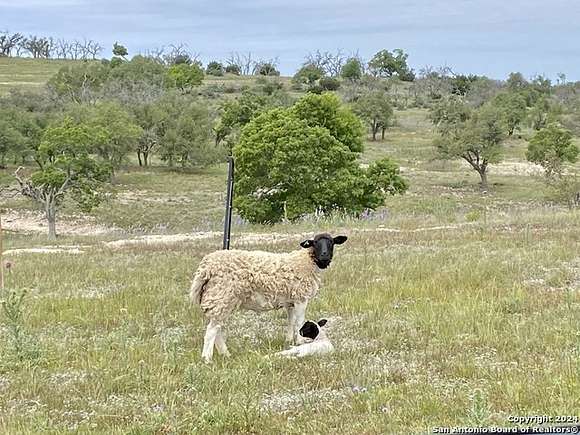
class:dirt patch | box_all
[104,231,298,249]
[1,210,118,236]
[3,246,85,255]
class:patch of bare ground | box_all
[3,246,85,255]
[1,209,119,236]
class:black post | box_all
[223,157,234,250]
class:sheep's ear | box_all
[333,235,348,245]
[300,239,314,248]
[318,319,328,327]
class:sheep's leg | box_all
[214,329,230,357]
[202,319,221,363]
[285,305,295,344]
[293,301,308,344]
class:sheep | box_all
[274,319,333,358]
[189,233,348,362]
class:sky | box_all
[2,0,580,80]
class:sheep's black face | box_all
[300,233,347,269]
[299,319,327,340]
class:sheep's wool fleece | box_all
[192,248,321,320]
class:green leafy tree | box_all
[292,93,365,152]
[109,55,166,86]
[506,72,527,92]
[0,119,25,168]
[47,63,110,104]
[492,92,527,136]
[166,63,204,92]
[14,117,112,239]
[294,64,324,86]
[433,101,505,189]
[528,97,561,131]
[206,61,225,76]
[340,57,363,81]
[233,93,407,223]
[153,95,221,168]
[353,90,394,141]
[214,91,271,148]
[319,77,340,91]
[368,49,414,81]
[527,124,578,177]
[112,42,128,59]
[254,62,280,76]
[86,102,142,169]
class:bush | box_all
[319,77,340,91]
[225,64,241,75]
[206,61,225,76]
[233,93,407,223]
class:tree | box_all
[166,63,204,92]
[340,57,363,81]
[294,63,324,86]
[225,64,241,75]
[0,120,25,167]
[353,91,394,140]
[14,117,112,239]
[206,61,225,76]
[506,72,527,92]
[112,42,128,59]
[433,99,505,189]
[526,124,578,177]
[47,62,110,104]
[82,102,142,169]
[213,90,289,148]
[492,92,527,136]
[233,93,407,223]
[151,94,222,168]
[368,49,414,81]
[253,61,280,76]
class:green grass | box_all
[0,57,78,94]
[0,63,579,433]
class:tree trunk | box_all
[144,152,149,167]
[381,127,386,140]
[137,151,143,167]
[46,202,57,240]
[478,170,488,190]
[371,121,378,141]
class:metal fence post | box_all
[222,157,234,250]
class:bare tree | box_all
[304,49,346,77]
[21,35,54,58]
[0,31,24,57]
[85,39,101,59]
[227,51,255,75]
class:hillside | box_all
[0,57,79,94]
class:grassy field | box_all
[0,57,79,94]
[0,62,579,433]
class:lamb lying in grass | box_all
[274,319,333,358]
[189,233,347,362]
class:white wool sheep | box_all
[274,319,333,358]
[189,233,347,362]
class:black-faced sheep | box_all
[189,233,347,362]
[274,319,333,358]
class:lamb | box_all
[274,319,333,358]
[189,233,347,362]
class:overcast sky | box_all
[2,0,579,80]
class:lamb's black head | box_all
[300,233,347,269]
[299,319,328,340]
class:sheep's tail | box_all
[190,268,210,305]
